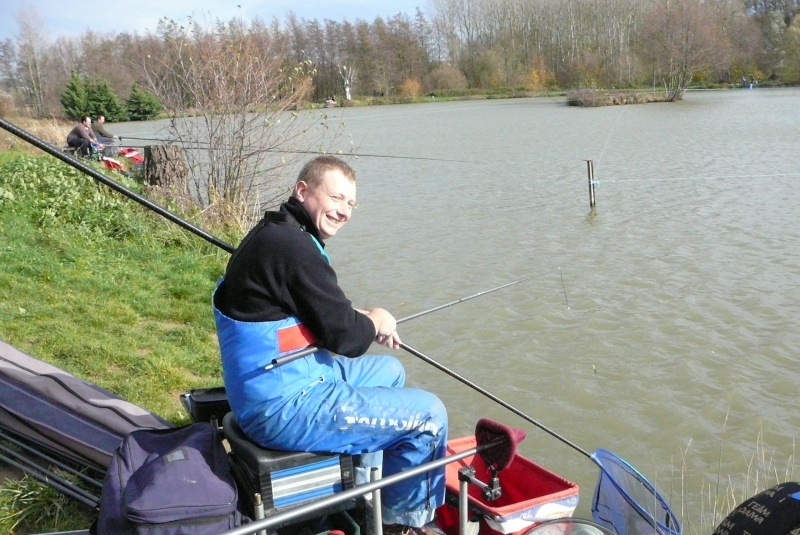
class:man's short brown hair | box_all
[296,155,356,188]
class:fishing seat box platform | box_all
[222,412,357,525]
[180,389,357,526]
[435,436,580,535]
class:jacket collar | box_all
[276,197,324,246]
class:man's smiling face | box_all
[295,168,357,240]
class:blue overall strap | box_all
[308,234,331,264]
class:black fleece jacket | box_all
[214,197,376,357]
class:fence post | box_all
[585,159,596,208]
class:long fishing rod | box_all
[5,116,681,535]
[265,275,545,371]
[0,428,103,489]
[400,345,681,534]
[119,135,480,164]
[0,118,235,254]
[399,342,591,458]
[0,441,99,508]
[396,272,549,324]
[3,116,570,452]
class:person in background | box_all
[66,116,102,157]
[213,155,447,535]
[92,115,119,154]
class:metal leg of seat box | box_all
[370,466,382,535]
[254,493,268,535]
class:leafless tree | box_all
[743,0,800,26]
[2,0,799,122]
[137,15,342,218]
[639,0,729,100]
[13,9,51,117]
[0,40,19,102]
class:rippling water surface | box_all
[124,89,799,530]
[319,89,800,529]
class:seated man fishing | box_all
[92,115,119,154]
[66,116,102,157]
[213,155,448,535]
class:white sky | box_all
[0,1,430,42]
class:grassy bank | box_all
[0,150,236,533]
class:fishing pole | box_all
[265,275,545,371]
[0,428,103,489]
[5,116,680,534]
[396,272,549,323]
[399,345,681,534]
[0,442,100,508]
[118,135,480,163]
[559,268,570,309]
[0,118,235,254]
[398,342,591,459]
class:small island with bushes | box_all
[566,89,669,106]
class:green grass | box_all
[0,152,234,418]
[0,475,95,534]
[0,151,237,533]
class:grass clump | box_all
[0,118,70,153]
[670,421,797,534]
[0,475,95,534]
[699,434,795,533]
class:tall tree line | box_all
[1,0,798,118]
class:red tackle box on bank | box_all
[435,436,580,535]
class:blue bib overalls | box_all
[213,262,447,526]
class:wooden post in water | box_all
[585,159,596,207]
[144,145,189,194]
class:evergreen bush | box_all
[88,79,128,122]
[60,73,129,121]
[126,85,162,121]
[60,71,89,120]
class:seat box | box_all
[436,436,580,535]
[222,412,356,526]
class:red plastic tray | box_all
[436,436,580,535]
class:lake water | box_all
[117,88,800,531]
